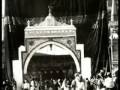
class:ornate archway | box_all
[12,10,91,90]
[24,41,80,74]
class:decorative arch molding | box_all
[23,41,80,74]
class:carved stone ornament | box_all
[67,40,72,45]
[29,40,34,46]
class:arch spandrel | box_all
[22,36,80,63]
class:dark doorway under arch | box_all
[26,54,76,81]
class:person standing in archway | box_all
[61,78,71,90]
[22,79,30,90]
[30,78,36,90]
[104,72,115,90]
[71,73,85,90]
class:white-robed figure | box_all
[103,72,115,90]
[22,80,30,90]
[61,78,70,90]
[71,73,85,90]
[30,79,35,90]
[58,79,62,90]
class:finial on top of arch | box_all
[70,18,73,25]
[27,20,30,27]
[48,5,53,16]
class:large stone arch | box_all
[24,41,80,74]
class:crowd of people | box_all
[22,69,118,90]
[1,69,118,90]
[1,78,16,90]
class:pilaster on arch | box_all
[23,41,81,74]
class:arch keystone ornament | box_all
[12,9,91,90]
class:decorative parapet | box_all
[25,9,76,38]
[25,26,76,38]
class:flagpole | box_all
[110,0,115,74]
[110,28,113,74]
[2,0,5,41]
[111,0,115,21]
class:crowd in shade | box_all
[1,78,16,90]
[1,69,118,90]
